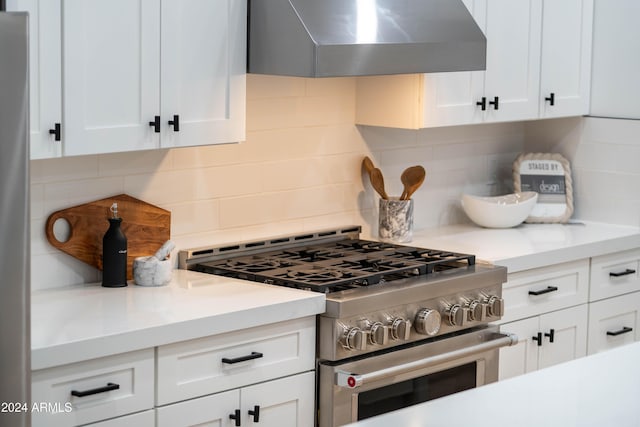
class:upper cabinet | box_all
[539,0,593,119]
[355,0,593,129]
[590,0,640,119]
[7,0,63,159]
[8,0,246,158]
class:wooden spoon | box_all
[370,167,389,200]
[362,156,375,174]
[400,166,426,200]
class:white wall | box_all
[32,75,525,290]
[524,117,640,227]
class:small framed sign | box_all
[513,153,573,223]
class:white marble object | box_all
[379,198,414,243]
[133,256,172,287]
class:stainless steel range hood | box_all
[248,0,487,78]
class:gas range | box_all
[179,226,507,361]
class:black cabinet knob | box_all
[248,405,260,422]
[545,92,555,106]
[229,409,241,426]
[149,116,161,133]
[532,332,543,347]
[544,328,555,343]
[476,97,487,111]
[168,114,180,132]
[49,123,61,141]
[489,96,499,110]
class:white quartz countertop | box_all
[31,269,325,370]
[347,341,640,427]
[410,221,640,273]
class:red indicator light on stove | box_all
[347,376,356,388]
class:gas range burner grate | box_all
[195,239,475,293]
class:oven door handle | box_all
[335,332,518,389]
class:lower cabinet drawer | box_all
[587,292,640,355]
[31,349,154,427]
[590,248,640,302]
[156,316,316,405]
[499,259,589,323]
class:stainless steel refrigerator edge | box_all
[0,11,31,427]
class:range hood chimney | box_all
[248,0,487,78]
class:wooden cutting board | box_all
[45,194,171,280]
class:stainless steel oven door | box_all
[318,326,517,427]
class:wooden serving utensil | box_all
[362,156,388,199]
[370,167,389,200]
[362,156,375,174]
[400,166,426,200]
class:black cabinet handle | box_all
[229,409,241,426]
[489,96,499,110]
[545,92,555,106]
[544,328,555,343]
[528,286,558,296]
[248,405,260,422]
[49,123,61,141]
[149,115,161,133]
[532,332,543,347]
[476,97,487,111]
[607,326,633,337]
[168,114,180,132]
[71,382,119,398]
[222,351,263,364]
[609,269,636,277]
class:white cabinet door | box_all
[6,0,63,159]
[499,317,539,380]
[538,304,588,369]
[481,0,542,122]
[156,373,314,427]
[424,0,542,126]
[499,305,587,380]
[156,389,239,427]
[590,0,640,119]
[63,0,161,156]
[539,0,593,118]
[160,0,246,148]
[421,0,485,127]
[588,293,640,355]
[241,372,315,427]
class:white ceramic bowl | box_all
[461,191,538,228]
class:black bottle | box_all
[102,202,128,287]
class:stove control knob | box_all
[389,317,412,341]
[341,327,367,351]
[466,299,486,322]
[485,295,505,317]
[445,304,468,327]
[414,309,441,336]
[368,321,389,346]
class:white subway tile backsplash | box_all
[247,75,306,99]
[97,149,173,176]
[43,177,125,214]
[194,164,265,199]
[31,156,99,184]
[583,117,640,145]
[168,200,220,236]
[31,253,100,291]
[123,169,198,205]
